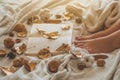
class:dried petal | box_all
[63,12,74,20]
[43,31,60,39]
[0,66,17,75]
[37,28,45,36]
[16,32,27,38]
[33,19,43,23]
[62,25,70,30]
[24,62,36,72]
[15,43,26,55]
[56,43,70,53]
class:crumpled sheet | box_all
[0,0,120,80]
[66,0,120,34]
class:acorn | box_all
[4,38,15,48]
[97,59,105,67]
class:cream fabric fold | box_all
[66,0,120,34]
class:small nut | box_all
[55,14,62,19]
[7,52,16,59]
[13,59,22,67]
[27,17,33,25]
[0,49,6,57]
[15,39,21,43]
[48,59,61,73]
[4,38,15,48]
[97,59,105,67]
[77,63,86,70]
[9,32,14,37]
[20,58,28,65]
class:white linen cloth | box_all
[0,0,120,80]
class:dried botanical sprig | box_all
[0,66,17,75]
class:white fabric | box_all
[0,0,120,80]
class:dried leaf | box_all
[56,43,70,53]
[36,28,45,36]
[24,62,36,72]
[62,25,70,30]
[0,66,17,75]
[43,31,60,39]
[38,47,51,59]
